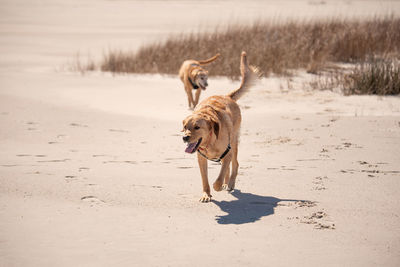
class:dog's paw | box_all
[199,193,212,203]
[222,184,234,192]
[213,181,223,191]
[227,180,236,191]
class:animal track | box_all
[109,129,130,133]
[285,201,335,229]
[255,136,303,146]
[131,184,163,191]
[293,200,317,208]
[334,142,362,150]
[70,123,88,127]
[340,161,400,177]
[313,176,328,190]
[81,196,105,205]
[267,166,298,171]
[301,211,335,230]
[37,158,70,163]
[103,160,137,164]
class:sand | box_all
[1,0,400,266]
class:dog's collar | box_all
[198,143,231,163]
[188,76,199,90]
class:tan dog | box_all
[178,53,220,109]
[182,51,261,202]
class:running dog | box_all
[182,51,261,202]
[178,53,220,109]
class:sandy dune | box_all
[1,0,400,266]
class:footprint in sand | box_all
[65,175,77,183]
[330,117,339,123]
[103,160,137,164]
[37,158,70,163]
[79,167,90,172]
[288,201,335,230]
[1,164,19,167]
[312,176,327,191]
[16,154,31,157]
[70,123,88,128]
[81,196,105,204]
[301,211,335,230]
[294,200,317,208]
[26,121,38,131]
[109,129,130,133]
[334,142,363,150]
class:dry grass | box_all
[68,53,96,75]
[309,58,400,95]
[98,16,400,79]
[73,16,400,95]
[342,58,400,95]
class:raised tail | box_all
[227,51,262,101]
[198,53,221,65]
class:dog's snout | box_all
[183,136,190,142]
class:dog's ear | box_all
[182,118,189,132]
[205,115,219,139]
[207,116,219,139]
[212,120,219,139]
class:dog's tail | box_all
[198,53,221,65]
[228,51,262,101]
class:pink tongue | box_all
[185,142,197,153]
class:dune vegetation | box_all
[76,16,400,95]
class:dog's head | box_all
[182,113,219,153]
[191,69,208,90]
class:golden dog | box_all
[182,51,261,202]
[178,53,220,109]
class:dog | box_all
[182,51,261,202]
[178,53,220,109]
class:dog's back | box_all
[179,54,220,81]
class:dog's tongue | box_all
[185,142,197,154]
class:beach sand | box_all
[1,0,400,266]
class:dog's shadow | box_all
[212,189,303,225]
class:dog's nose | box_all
[182,136,190,142]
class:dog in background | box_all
[182,51,261,202]
[178,53,220,109]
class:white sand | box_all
[1,0,400,266]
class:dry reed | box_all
[99,16,400,79]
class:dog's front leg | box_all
[213,154,232,192]
[193,87,202,107]
[184,82,195,109]
[197,152,211,202]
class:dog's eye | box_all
[194,126,200,130]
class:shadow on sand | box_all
[212,189,304,225]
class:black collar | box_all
[197,144,231,163]
[188,76,199,90]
